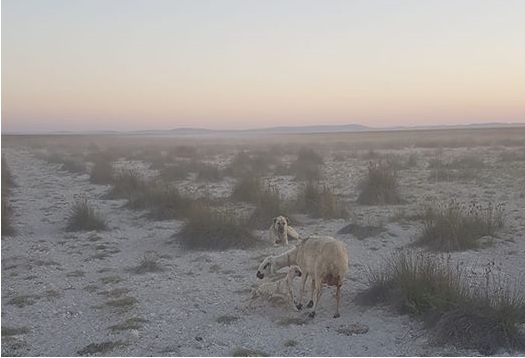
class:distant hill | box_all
[3,122,524,136]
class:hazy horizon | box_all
[3,0,525,133]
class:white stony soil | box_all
[2,145,525,356]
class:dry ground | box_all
[2,128,525,356]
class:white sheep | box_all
[256,236,349,318]
[250,265,303,310]
[268,216,300,245]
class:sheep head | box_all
[256,256,275,279]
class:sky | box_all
[2,0,525,132]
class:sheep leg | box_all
[307,278,315,308]
[296,273,309,310]
[333,284,341,318]
[308,280,323,318]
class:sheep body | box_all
[295,236,349,318]
[256,236,348,318]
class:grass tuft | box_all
[106,168,147,199]
[416,200,504,251]
[290,147,324,181]
[90,159,114,184]
[130,252,163,274]
[77,341,126,355]
[357,250,525,354]
[127,182,191,220]
[178,203,259,250]
[357,162,403,205]
[295,182,347,219]
[65,198,108,232]
[232,348,270,357]
[248,185,292,229]
[109,317,147,332]
[231,176,264,204]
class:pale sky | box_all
[2,0,525,132]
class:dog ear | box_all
[273,217,277,224]
[285,216,290,225]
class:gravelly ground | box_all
[2,144,524,356]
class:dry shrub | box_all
[90,159,114,184]
[295,182,347,219]
[159,162,191,181]
[1,156,16,236]
[337,219,385,239]
[357,251,525,355]
[170,145,201,160]
[231,176,264,203]
[2,155,16,190]
[248,185,292,229]
[499,149,525,162]
[59,157,86,174]
[290,147,324,181]
[224,151,276,178]
[127,182,191,220]
[2,196,15,236]
[130,251,163,274]
[428,156,484,182]
[417,200,505,251]
[178,204,259,250]
[357,162,403,205]
[65,198,108,232]
[106,169,147,199]
[195,163,222,182]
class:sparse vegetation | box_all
[159,162,191,181]
[2,196,16,236]
[77,341,126,355]
[225,151,276,178]
[428,156,484,182]
[65,198,108,232]
[358,250,525,355]
[59,157,85,174]
[196,163,222,182]
[90,158,114,184]
[231,176,264,203]
[2,155,16,189]
[106,168,147,199]
[232,348,270,357]
[216,315,239,324]
[416,200,505,251]
[357,162,403,205]
[106,296,137,308]
[290,147,324,181]
[7,295,37,308]
[178,203,259,250]
[2,156,16,236]
[109,317,147,332]
[127,181,191,220]
[275,316,309,326]
[283,339,298,347]
[2,326,30,337]
[130,251,163,274]
[295,182,347,218]
[338,221,386,239]
[248,185,292,229]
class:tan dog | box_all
[269,216,300,245]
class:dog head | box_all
[273,216,288,234]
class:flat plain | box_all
[2,127,525,356]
